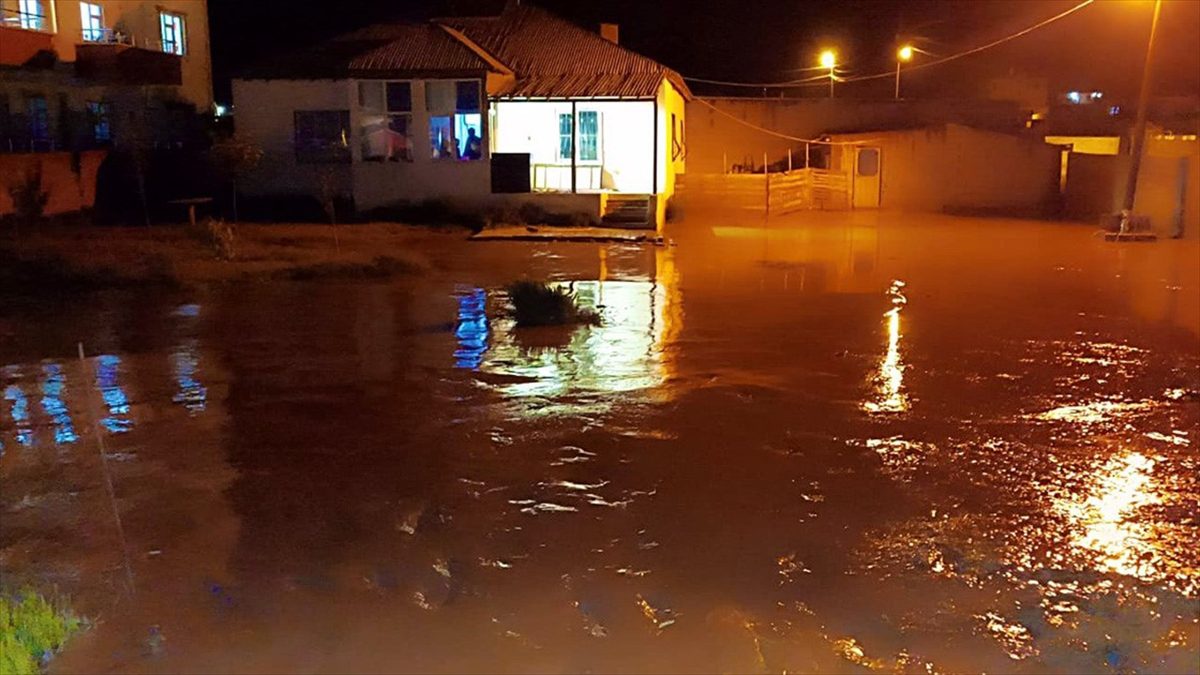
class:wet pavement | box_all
[1,212,1198,673]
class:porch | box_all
[491,100,656,195]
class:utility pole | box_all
[1122,0,1163,214]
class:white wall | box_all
[492,99,654,194]
[231,79,355,197]
[232,77,492,210]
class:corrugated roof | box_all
[238,24,493,79]
[442,5,691,100]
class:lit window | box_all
[81,2,104,42]
[578,110,599,162]
[358,81,413,162]
[429,115,454,159]
[1109,105,1121,116]
[26,96,49,145]
[294,110,350,164]
[160,12,186,55]
[87,101,110,143]
[426,79,483,160]
[16,0,45,30]
[558,113,572,161]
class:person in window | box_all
[461,128,482,160]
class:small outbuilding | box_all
[823,123,1061,214]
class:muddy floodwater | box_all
[2,213,1198,673]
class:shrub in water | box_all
[0,589,81,674]
[507,281,599,327]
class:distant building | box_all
[824,124,1060,214]
[0,0,213,152]
[1,0,213,219]
[232,3,690,229]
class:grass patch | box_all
[0,249,176,292]
[506,281,600,327]
[1,589,82,675]
[274,255,419,281]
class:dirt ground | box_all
[0,222,455,286]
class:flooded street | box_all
[2,213,1198,673]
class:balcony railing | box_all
[81,27,134,45]
[0,6,48,32]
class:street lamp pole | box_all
[895,45,913,100]
[820,50,837,98]
[1122,0,1163,213]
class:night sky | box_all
[209,0,1200,104]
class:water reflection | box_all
[451,248,681,399]
[40,363,78,445]
[455,279,676,398]
[95,355,132,434]
[454,288,489,370]
[863,280,909,414]
[3,374,33,449]
[1057,451,1166,581]
[172,339,208,413]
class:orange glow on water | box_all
[864,282,908,414]
[1059,451,1165,580]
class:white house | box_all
[232,3,690,229]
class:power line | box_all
[683,0,1095,89]
[691,98,876,146]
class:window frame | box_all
[86,100,111,144]
[26,95,49,144]
[577,110,599,163]
[159,11,186,56]
[16,0,47,31]
[293,110,351,165]
[424,78,484,162]
[557,113,572,162]
[80,2,103,42]
[357,80,414,163]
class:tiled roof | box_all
[238,24,493,79]
[346,25,494,73]
[442,5,691,100]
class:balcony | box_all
[0,8,53,66]
[75,31,182,86]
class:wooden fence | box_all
[677,168,850,215]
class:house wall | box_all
[232,77,492,211]
[1065,141,1200,238]
[685,97,1026,174]
[658,79,686,196]
[492,99,654,194]
[0,149,106,216]
[829,124,1059,213]
[231,79,355,199]
[50,0,213,111]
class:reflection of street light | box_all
[1121,0,1163,222]
[895,45,914,100]
[819,50,837,98]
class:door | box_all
[853,146,881,208]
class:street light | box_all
[819,49,837,98]
[895,45,914,100]
[1121,0,1163,223]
